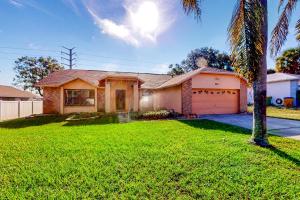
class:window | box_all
[64,89,95,106]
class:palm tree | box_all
[181,0,269,146]
[270,0,299,56]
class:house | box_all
[36,67,247,115]
[266,73,300,106]
[0,85,39,101]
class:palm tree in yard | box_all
[182,0,269,146]
[270,0,300,55]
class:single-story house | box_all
[0,85,39,101]
[36,67,247,115]
[248,73,300,106]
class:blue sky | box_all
[0,0,299,86]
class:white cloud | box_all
[88,8,140,47]
[7,0,55,17]
[28,43,41,50]
[152,63,169,74]
[8,0,23,7]
[84,0,175,47]
[62,0,81,16]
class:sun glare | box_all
[130,1,160,34]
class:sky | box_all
[0,0,299,86]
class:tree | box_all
[270,0,300,56]
[182,47,232,72]
[13,56,63,96]
[275,47,300,74]
[168,47,232,76]
[168,64,185,76]
[267,69,276,74]
[182,0,269,146]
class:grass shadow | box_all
[268,145,300,167]
[0,115,67,129]
[180,119,300,166]
[0,114,120,129]
[63,115,119,126]
[178,119,251,136]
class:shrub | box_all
[139,110,174,120]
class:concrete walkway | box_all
[201,114,300,141]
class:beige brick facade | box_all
[43,87,60,114]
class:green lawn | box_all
[0,116,299,199]
[248,106,300,121]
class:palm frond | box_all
[228,0,265,83]
[296,19,300,41]
[181,0,202,20]
[270,0,297,56]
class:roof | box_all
[35,69,172,89]
[36,67,244,89]
[0,85,38,98]
[157,67,243,89]
[267,73,300,83]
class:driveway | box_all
[201,114,300,140]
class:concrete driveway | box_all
[201,114,300,141]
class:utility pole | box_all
[61,46,76,69]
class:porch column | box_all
[133,81,139,112]
[105,80,111,113]
[60,87,64,114]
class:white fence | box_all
[0,101,43,121]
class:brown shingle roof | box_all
[0,85,38,98]
[36,67,244,89]
[157,67,243,89]
[36,69,172,89]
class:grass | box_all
[248,106,300,121]
[0,116,299,199]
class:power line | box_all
[0,46,165,65]
[61,46,76,69]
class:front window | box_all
[64,89,95,106]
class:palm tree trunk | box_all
[251,0,269,147]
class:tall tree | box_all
[13,56,63,96]
[182,0,269,146]
[275,47,300,74]
[270,0,299,56]
[168,64,185,76]
[168,47,232,76]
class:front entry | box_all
[116,89,126,111]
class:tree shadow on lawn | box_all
[179,119,300,167]
[0,115,67,129]
[0,114,119,129]
[63,115,119,126]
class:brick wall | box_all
[97,88,105,112]
[43,87,60,114]
[182,79,192,115]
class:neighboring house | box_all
[267,73,300,106]
[0,85,39,101]
[36,67,247,115]
[247,73,300,106]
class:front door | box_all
[116,90,126,111]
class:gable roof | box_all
[35,70,172,89]
[267,73,300,83]
[36,67,244,89]
[157,67,243,89]
[0,85,38,98]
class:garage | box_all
[192,88,240,114]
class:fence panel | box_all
[0,101,19,121]
[33,101,43,115]
[0,100,43,121]
[20,101,33,118]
